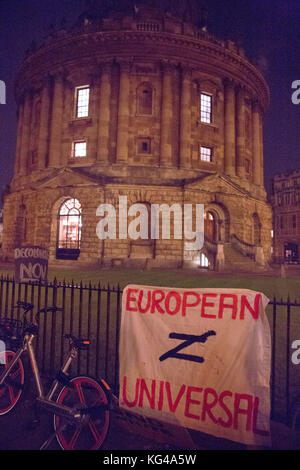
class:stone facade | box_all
[2,4,272,270]
[271,169,300,264]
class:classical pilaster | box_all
[180,68,192,168]
[14,100,24,176]
[252,101,261,186]
[19,91,33,176]
[37,76,51,170]
[160,62,173,167]
[116,61,131,163]
[224,79,236,177]
[236,86,246,178]
[49,73,64,168]
[259,112,264,186]
[97,62,112,163]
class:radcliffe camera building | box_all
[2,1,272,270]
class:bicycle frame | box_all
[0,332,82,421]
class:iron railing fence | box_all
[0,275,299,426]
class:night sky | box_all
[0,0,299,199]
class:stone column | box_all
[259,113,264,186]
[14,100,24,176]
[116,61,130,163]
[180,68,192,168]
[160,62,173,167]
[49,73,64,168]
[236,86,246,178]
[252,101,261,186]
[224,79,236,177]
[37,76,51,170]
[19,91,33,176]
[97,63,112,163]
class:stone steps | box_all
[223,244,267,273]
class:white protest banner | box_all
[119,285,271,447]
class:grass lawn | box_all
[1,265,300,300]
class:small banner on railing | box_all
[14,246,49,283]
[119,285,271,447]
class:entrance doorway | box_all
[204,211,217,242]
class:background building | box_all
[2,1,272,270]
[271,169,300,264]
[0,209,3,248]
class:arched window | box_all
[137,84,153,115]
[57,199,82,259]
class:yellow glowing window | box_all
[200,146,212,162]
[76,86,90,118]
[73,141,87,158]
[200,93,212,123]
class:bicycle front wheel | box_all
[0,350,25,416]
[54,376,110,450]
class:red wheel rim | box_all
[0,351,24,415]
[54,377,109,450]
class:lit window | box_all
[73,141,87,158]
[200,93,212,123]
[58,198,82,250]
[76,86,90,118]
[200,146,212,162]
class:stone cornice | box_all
[14,30,270,110]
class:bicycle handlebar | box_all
[14,302,63,325]
[35,307,64,324]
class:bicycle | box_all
[0,301,111,450]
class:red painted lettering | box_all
[122,376,140,408]
[165,291,181,315]
[240,294,261,320]
[165,382,186,413]
[158,380,164,411]
[182,292,201,317]
[150,290,165,314]
[218,390,233,428]
[201,387,218,424]
[138,379,156,409]
[252,396,270,436]
[137,289,151,313]
[233,393,253,431]
[184,386,202,420]
[126,288,138,312]
[218,294,238,319]
[201,293,217,318]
